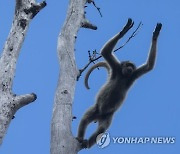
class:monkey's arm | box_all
[101,18,134,67]
[132,23,162,80]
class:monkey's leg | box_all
[87,114,113,148]
[77,106,98,141]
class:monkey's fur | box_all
[77,19,162,148]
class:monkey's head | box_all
[121,61,136,77]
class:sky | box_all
[0,0,180,154]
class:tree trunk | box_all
[0,0,46,145]
[51,0,97,153]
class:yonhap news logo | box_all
[112,136,175,144]
[96,132,175,148]
[96,132,111,148]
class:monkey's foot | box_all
[81,139,88,149]
[76,137,88,149]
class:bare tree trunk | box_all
[0,0,46,145]
[51,0,97,153]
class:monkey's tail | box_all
[84,61,110,89]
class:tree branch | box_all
[0,0,46,145]
[24,1,47,19]
[51,0,93,153]
[81,19,97,30]
[14,93,37,109]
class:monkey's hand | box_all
[76,137,88,149]
[120,18,134,36]
[153,23,162,40]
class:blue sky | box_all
[0,0,179,154]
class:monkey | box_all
[77,18,162,148]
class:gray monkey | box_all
[77,18,162,148]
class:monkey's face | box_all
[121,61,136,77]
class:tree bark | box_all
[0,0,46,145]
[51,0,97,154]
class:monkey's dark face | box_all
[121,61,136,77]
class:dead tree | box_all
[0,0,46,145]
[50,0,97,153]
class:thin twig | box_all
[87,0,102,17]
[92,1,102,17]
[113,22,143,52]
